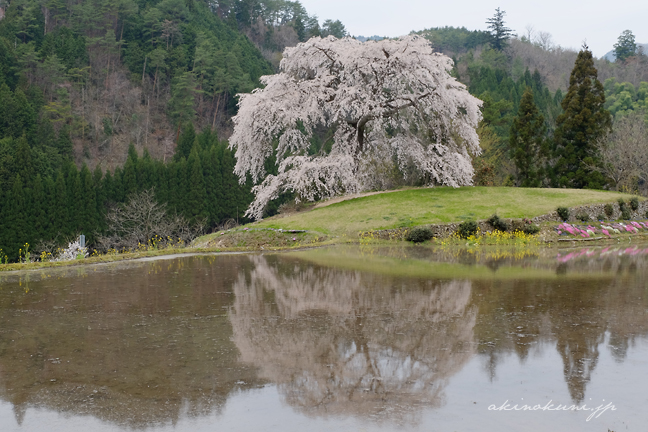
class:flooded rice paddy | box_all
[0,244,647,431]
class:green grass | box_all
[251,187,637,235]
[192,228,329,249]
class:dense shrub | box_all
[621,209,631,220]
[618,198,628,213]
[406,226,434,243]
[523,224,541,235]
[512,218,541,235]
[630,197,639,211]
[576,213,590,222]
[457,221,478,239]
[604,203,614,218]
[597,213,606,221]
[556,207,570,221]
[488,214,509,231]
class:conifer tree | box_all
[509,87,546,187]
[219,145,238,221]
[486,8,513,51]
[186,144,208,223]
[168,158,187,214]
[112,167,125,203]
[43,175,57,240]
[14,135,34,188]
[102,170,115,204]
[66,163,82,233]
[56,125,74,160]
[0,83,15,138]
[12,88,37,141]
[80,165,97,242]
[168,71,197,136]
[0,187,4,253]
[203,145,222,227]
[153,162,169,204]
[174,123,196,161]
[5,174,28,260]
[32,174,49,240]
[36,118,57,149]
[122,150,138,196]
[93,165,106,232]
[139,149,154,190]
[53,169,69,237]
[553,46,611,189]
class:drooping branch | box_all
[230,35,483,220]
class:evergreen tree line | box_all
[506,48,612,189]
[424,23,646,191]
[0,124,253,262]
[468,45,614,190]
[464,60,565,187]
[469,65,564,139]
[0,80,75,188]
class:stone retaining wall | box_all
[531,200,648,224]
[360,199,648,240]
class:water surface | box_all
[0,245,647,431]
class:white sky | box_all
[298,0,648,58]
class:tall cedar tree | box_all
[485,8,513,51]
[80,165,97,243]
[32,174,49,240]
[553,47,611,189]
[203,145,223,227]
[3,175,28,260]
[186,142,208,224]
[509,87,546,187]
[53,169,69,237]
[175,123,196,161]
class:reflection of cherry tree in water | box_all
[230,255,476,423]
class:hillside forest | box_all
[0,0,647,261]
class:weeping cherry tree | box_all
[229,35,483,219]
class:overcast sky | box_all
[298,0,648,58]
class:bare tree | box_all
[535,31,554,51]
[97,189,204,251]
[592,113,648,192]
[523,25,535,42]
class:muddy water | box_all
[0,246,647,431]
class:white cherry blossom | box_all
[230,35,483,219]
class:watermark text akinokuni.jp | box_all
[488,399,616,421]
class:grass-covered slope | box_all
[252,187,637,235]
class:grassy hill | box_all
[250,187,637,235]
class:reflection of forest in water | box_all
[473,273,648,403]
[0,255,262,428]
[0,247,647,427]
